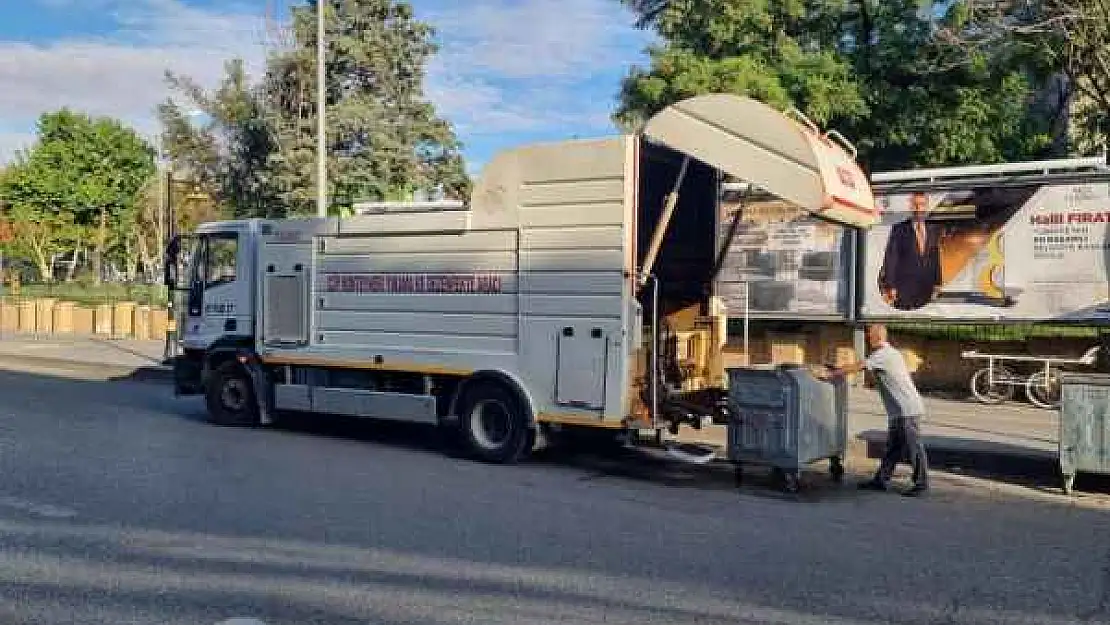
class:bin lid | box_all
[643,94,878,229]
[1060,372,1110,386]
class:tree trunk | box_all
[93,206,107,284]
[30,241,51,284]
[65,246,81,282]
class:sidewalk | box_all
[0,335,1063,484]
[0,335,169,379]
[678,386,1059,484]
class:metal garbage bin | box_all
[726,364,847,492]
[1059,372,1110,494]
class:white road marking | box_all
[0,496,77,519]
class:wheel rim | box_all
[221,377,249,413]
[1027,372,1061,408]
[972,368,1013,403]
[469,399,513,450]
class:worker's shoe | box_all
[857,478,887,491]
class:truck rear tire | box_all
[458,381,531,464]
[205,361,260,427]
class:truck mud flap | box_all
[173,354,203,396]
[235,350,274,426]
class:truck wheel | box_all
[458,381,531,464]
[205,361,260,427]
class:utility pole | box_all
[316,0,328,218]
[162,166,177,364]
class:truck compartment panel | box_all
[316,293,519,315]
[315,330,517,354]
[321,230,515,255]
[519,272,624,295]
[520,225,624,250]
[521,295,624,318]
[519,177,625,207]
[520,249,624,272]
[273,383,312,412]
[314,272,519,294]
[518,203,625,228]
[317,251,517,274]
[310,387,438,423]
[315,311,518,337]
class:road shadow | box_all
[267,411,856,502]
[857,429,1110,495]
[90,337,165,365]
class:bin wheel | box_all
[830,457,845,482]
[773,468,801,494]
[733,464,743,488]
[1063,472,1077,495]
[783,471,801,494]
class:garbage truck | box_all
[165,93,879,465]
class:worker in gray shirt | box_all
[820,323,929,496]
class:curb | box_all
[674,429,1061,487]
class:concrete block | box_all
[72,306,95,335]
[34,298,56,334]
[93,304,112,336]
[112,301,136,338]
[17,300,36,333]
[52,301,75,334]
[133,306,151,340]
[0,303,17,332]
[149,308,168,340]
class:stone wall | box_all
[0,298,169,341]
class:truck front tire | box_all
[458,381,531,464]
[205,361,261,427]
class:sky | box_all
[0,0,655,174]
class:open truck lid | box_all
[642,94,879,229]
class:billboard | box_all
[715,198,853,319]
[861,182,1110,321]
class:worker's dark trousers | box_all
[876,416,929,488]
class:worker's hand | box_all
[881,288,897,305]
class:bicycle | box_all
[961,346,1100,410]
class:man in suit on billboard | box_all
[878,192,943,310]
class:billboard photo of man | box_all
[878,192,942,310]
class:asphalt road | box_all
[0,362,1108,624]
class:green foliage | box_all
[616,0,867,130]
[159,0,468,218]
[889,323,1101,342]
[617,0,1058,170]
[940,0,1109,155]
[0,110,156,281]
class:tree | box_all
[0,111,155,282]
[617,0,1056,171]
[158,0,469,218]
[936,0,1110,155]
[840,0,1055,170]
[0,158,79,281]
[615,0,868,131]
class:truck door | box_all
[182,230,254,351]
[554,325,610,411]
